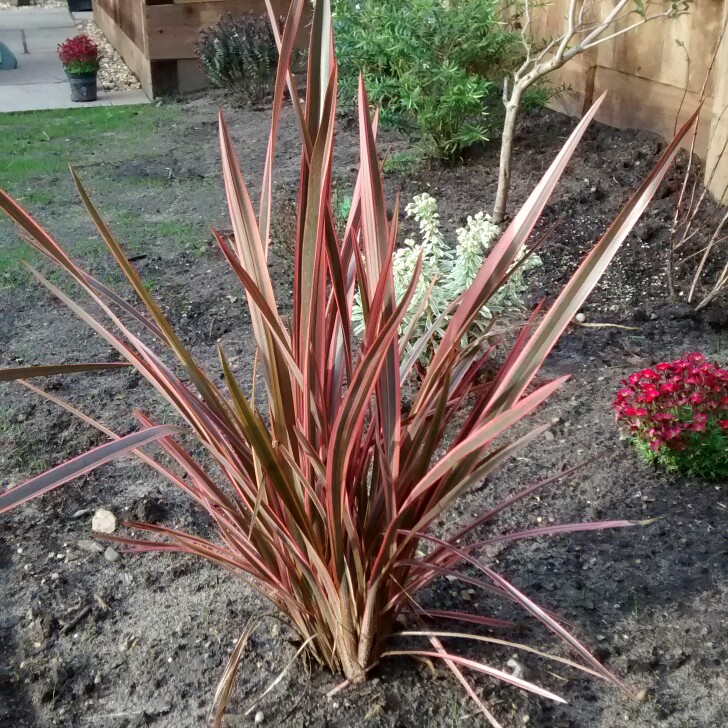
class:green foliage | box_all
[633,429,728,480]
[332,187,353,222]
[381,149,423,174]
[64,60,100,74]
[521,84,560,110]
[334,0,520,160]
[197,12,279,104]
[353,192,541,358]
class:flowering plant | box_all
[352,192,541,359]
[58,35,100,75]
[614,353,728,479]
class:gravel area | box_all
[76,19,143,92]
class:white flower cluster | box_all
[353,193,541,359]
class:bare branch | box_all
[494,0,694,222]
[555,0,580,59]
[567,12,677,60]
[579,0,632,48]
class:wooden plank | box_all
[543,61,712,154]
[176,58,208,91]
[528,0,725,167]
[94,0,153,96]
[598,0,721,93]
[527,0,722,94]
[706,3,728,203]
[95,0,148,55]
[145,0,295,60]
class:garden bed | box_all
[1,95,727,728]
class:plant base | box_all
[67,71,97,102]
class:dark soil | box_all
[1,93,727,728]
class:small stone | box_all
[72,509,90,519]
[119,636,136,652]
[575,312,586,323]
[92,509,116,534]
[544,430,555,441]
[507,658,525,680]
[104,547,120,563]
[364,703,385,720]
[254,711,265,724]
[76,540,104,554]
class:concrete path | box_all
[0,7,149,112]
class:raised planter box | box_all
[93,0,298,97]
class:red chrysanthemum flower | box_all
[613,354,728,479]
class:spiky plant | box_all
[0,0,697,722]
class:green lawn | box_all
[0,103,215,285]
[0,105,179,190]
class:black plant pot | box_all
[67,0,93,12]
[67,71,97,102]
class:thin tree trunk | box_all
[493,89,522,224]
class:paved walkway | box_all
[0,7,149,112]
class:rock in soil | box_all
[76,539,104,554]
[91,509,116,534]
[103,547,120,563]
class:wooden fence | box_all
[530,0,728,202]
[94,0,295,97]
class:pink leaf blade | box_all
[0,425,185,514]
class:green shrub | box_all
[353,192,541,358]
[197,12,279,104]
[334,0,520,160]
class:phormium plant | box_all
[57,35,100,75]
[614,353,728,479]
[0,0,699,722]
[197,11,280,105]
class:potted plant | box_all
[58,35,100,102]
[67,1,93,12]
